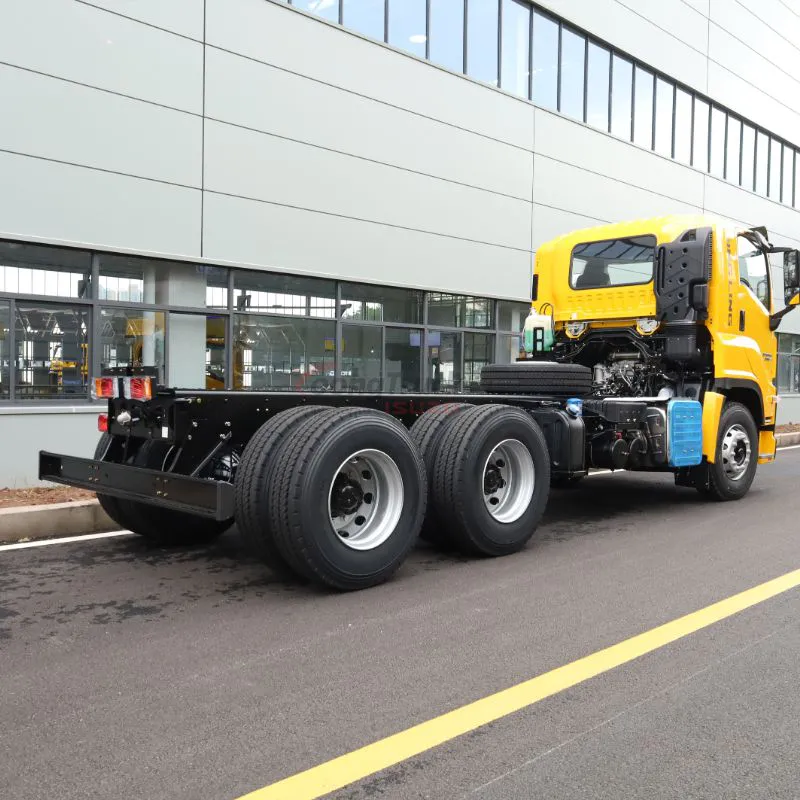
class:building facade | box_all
[1,0,799,485]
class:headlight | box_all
[636,317,660,336]
[565,321,587,338]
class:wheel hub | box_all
[721,423,751,481]
[331,475,364,516]
[481,439,535,523]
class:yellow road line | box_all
[236,567,800,800]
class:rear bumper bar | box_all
[39,452,234,521]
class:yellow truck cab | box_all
[517,214,800,498]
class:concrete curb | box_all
[776,432,800,447]
[0,500,116,544]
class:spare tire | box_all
[480,362,592,397]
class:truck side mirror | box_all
[784,250,800,304]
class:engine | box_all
[591,350,675,398]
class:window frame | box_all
[568,235,657,291]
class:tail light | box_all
[97,414,109,433]
[123,376,153,401]
[92,377,118,399]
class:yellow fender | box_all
[701,391,726,463]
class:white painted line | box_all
[778,444,800,451]
[0,529,133,552]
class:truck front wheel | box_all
[695,402,758,501]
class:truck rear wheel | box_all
[695,402,758,501]
[93,434,135,531]
[430,404,550,556]
[409,403,472,546]
[480,362,592,396]
[266,407,427,591]
[235,405,328,576]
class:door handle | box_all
[739,310,746,331]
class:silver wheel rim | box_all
[482,439,536,523]
[328,449,404,551]
[721,423,751,481]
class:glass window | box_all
[674,87,692,164]
[777,333,800,393]
[234,271,336,317]
[293,0,339,23]
[726,116,741,185]
[559,26,585,120]
[466,0,499,86]
[99,308,165,384]
[498,300,529,331]
[0,242,91,299]
[386,327,421,392]
[233,314,335,391]
[427,293,493,328]
[741,123,755,191]
[0,301,9,399]
[654,78,673,157]
[497,333,522,364]
[755,132,769,195]
[15,303,89,400]
[769,137,782,200]
[464,332,493,390]
[633,66,653,149]
[341,324,382,391]
[203,266,229,310]
[168,312,226,390]
[610,55,633,139]
[570,236,656,289]
[429,0,464,72]
[692,98,709,172]
[388,0,427,58]
[709,106,726,179]
[795,149,800,208]
[531,11,559,109]
[782,144,794,205]
[738,235,770,309]
[342,0,384,41]
[427,330,461,392]
[500,0,530,98]
[585,42,610,131]
[340,283,423,324]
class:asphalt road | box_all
[2,451,800,800]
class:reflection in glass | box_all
[741,124,755,191]
[233,314,335,390]
[386,328,421,392]
[586,42,610,130]
[498,301,529,331]
[342,0,384,41]
[633,66,653,149]
[610,55,632,139]
[769,137,782,200]
[0,242,91,299]
[429,0,464,73]
[795,150,799,208]
[464,332,493,391]
[709,106,725,178]
[692,98,709,172]
[559,27,585,120]
[427,293,493,328]
[168,313,226,390]
[100,308,165,384]
[0,301,10,399]
[532,11,559,109]
[427,330,461,392]
[15,304,89,399]
[293,0,339,23]
[726,116,741,185]
[340,283,423,324]
[341,324,382,391]
[234,271,336,317]
[755,132,769,195]
[387,0,426,58]
[654,78,673,157]
[497,334,522,365]
[674,88,692,164]
[500,0,530,98]
[467,0,498,86]
[783,145,794,205]
[777,333,800,393]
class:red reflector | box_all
[97,414,109,433]
[124,376,152,401]
[92,377,117,399]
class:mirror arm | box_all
[770,302,798,331]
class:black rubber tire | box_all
[695,402,758,501]
[430,404,550,556]
[266,407,427,591]
[234,406,327,576]
[480,362,592,397]
[93,434,136,530]
[409,403,473,545]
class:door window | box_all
[737,236,770,309]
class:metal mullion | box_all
[425,0,431,60]
[739,118,744,187]
[607,52,613,133]
[384,0,389,43]
[8,298,15,402]
[723,111,728,180]
[0,292,93,306]
[650,72,656,151]
[582,35,588,122]
[556,22,562,112]
[225,309,234,390]
[689,93,695,167]
[458,330,465,393]
[163,308,170,387]
[421,292,430,392]
[629,60,635,142]
[528,2,534,101]
[670,83,676,159]
[767,136,772,198]
[91,254,102,384]
[496,0,502,89]
[380,326,387,392]
[338,0,343,25]
[463,0,468,74]
[334,282,343,391]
